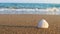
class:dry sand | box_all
[0,14,59,34]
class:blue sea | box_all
[0,3,60,9]
[0,3,60,15]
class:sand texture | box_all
[0,14,59,34]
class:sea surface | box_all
[0,3,60,15]
[0,3,60,8]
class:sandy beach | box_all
[0,14,59,34]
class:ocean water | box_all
[0,3,60,9]
[0,3,60,15]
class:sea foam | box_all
[0,8,60,15]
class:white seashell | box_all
[37,19,49,28]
